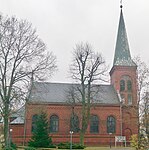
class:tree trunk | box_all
[80,130,85,146]
[4,104,10,149]
[80,106,89,146]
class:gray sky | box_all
[0,0,149,83]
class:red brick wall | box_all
[110,66,138,105]
[11,97,138,146]
[110,65,138,142]
[11,103,122,146]
[10,124,24,145]
[122,106,138,141]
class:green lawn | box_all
[17,147,135,150]
[85,147,135,150]
[1,144,135,150]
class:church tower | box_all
[110,5,138,139]
[110,5,137,106]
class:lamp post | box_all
[109,133,112,148]
[9,129,13,147]
[70,131,73,150]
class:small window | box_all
[49,115,59,133]
[107,116,116,133]
[32,114,38,132]
[90,115,99,133]
[70,114,79,133]
[120,80,125,91]
[128,94,132,105]
[127,80,132,92]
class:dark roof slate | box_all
[113,8,136,67]
[28,82,120,105]
[10,106,25,124]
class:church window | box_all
[128,94,132,105]
[120,80,125,91]
[49,115,59,133]
[90,115,99,133]
[127,80,132,92]
[70,114,79,133]
[107,116,116,133]
[32,114,38,132]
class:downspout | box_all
[120,101,123,136]
[117,90,123,136]
[23,103,27,146]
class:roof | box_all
[28,82,120,105]
[113,8,136,67]
[10,116,24,124]
[11,106,25,118]
[10,106,25,124]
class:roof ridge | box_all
[33,81,112,86]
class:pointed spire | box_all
[113,5,136,66]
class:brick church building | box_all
[10,5,138,146]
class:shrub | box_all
[49,145,56,148]
[130,134,138,149]
[130,134,148,150]
[72,144,85,149]
[57,142,85,149]
[3,142,17,150]
[24,147,37,150]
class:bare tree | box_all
[141,92,149,142]
[133,56,149,147]
[69,42,108,145]
[0,15,57,148]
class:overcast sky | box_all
[0,0,149,83]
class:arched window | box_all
[107,116,116,133]
[127,80,132,92]
[32,114,38,132]
[49,115,59,133]
[120,80,125,91]
[70,114,79,133]
[90,115,99,133]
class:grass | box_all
[85,147,135,150]
[17,146,135,150]
[1,144,135,150]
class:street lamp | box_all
[109,133,112,148]
[70,131,73,150]
[9,128,13,147]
